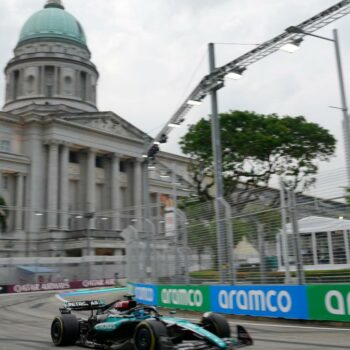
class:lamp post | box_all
[286,27,350,184]
[208,43,235,284]
[84,211,95,280]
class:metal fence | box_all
[1,168,350,285]
[127,169,350,285]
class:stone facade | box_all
[0,1,191,259]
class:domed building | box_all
[4,0,97,113]
[0,0,191,277]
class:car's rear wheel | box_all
[201,312,231,338]
[51,314,79,346]
[133,320,173,350]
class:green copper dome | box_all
[18,1,87,47]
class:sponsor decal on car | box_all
[211,285,308,319]
[95,322,117,331]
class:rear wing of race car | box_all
[236,325,253,347]
[60,300,106,313]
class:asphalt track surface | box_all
[0,290,349,350]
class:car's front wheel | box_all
[201,312,231,338]
[51,314,79,346]
[133,320,173,350]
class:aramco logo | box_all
[218,289,292,313]
[134,287,154,302]
[325,290,350,315]
[161,288,203,307]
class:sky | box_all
[0,0,349,195]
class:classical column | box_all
[86,148,96,229]
[111,153,121,231]
[134,158,143,230]
[59,143,69,230]
[156,192,162,235]
[15,173,24,231]
[40,66,45,96]
[47,141,59,229]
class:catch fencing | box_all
[1,168,350,286]
[128,168,350,285]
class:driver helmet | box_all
[114,300,136,311]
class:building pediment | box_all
[61,112,151,141]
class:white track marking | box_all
[55,294,67,303]
[185,318,350,332]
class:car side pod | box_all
[237,325,253,346]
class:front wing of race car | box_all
[160,317,253,349]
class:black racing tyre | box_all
[201,312,231,338]
[133,320,173,350]
[51,314,79,346]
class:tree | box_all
[0,196,8,233]
[180,110,336,200]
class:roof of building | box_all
[18,0,87,47]
[284,216,350,234]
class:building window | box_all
[27,75,35,94]
[13,70,20,99]
[44,66,54,97]
[120,161,126,172]
[64,76,73,95]
[332,230,346,264]
[66,249,82,257]
[0,140,10,153]
[95,248,114,256]
[316,232,330,264]
[69,151,79,164]
[80,71,87,100]
[95,156,103,168]
[45,85,53,97]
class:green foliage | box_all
[345,187,350,206]
[0,196,8,232]
[180,110,336,199]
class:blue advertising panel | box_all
[130,283,158,306]
[210,285,308,319]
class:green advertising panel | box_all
[307,284,350,322]
[157,285,210,312]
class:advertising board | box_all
[130,283,158,305]
[157,285,210,312]
[6,279,117,293]
[307,284,350,322]
[211,285,308,319]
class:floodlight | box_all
[280,39,303,53]
[225,67,245,80]
[187,99,202,106]
[225,72,243,80]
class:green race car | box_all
[51,295,253,349]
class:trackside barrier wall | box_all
[129,283,350,322]
[1,279,116,294]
